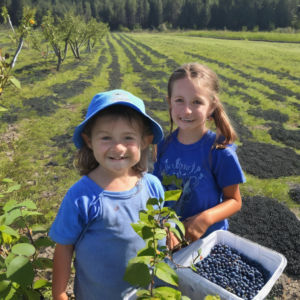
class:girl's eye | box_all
[175,98,183,103]
[102,136,111,140]
[194,100,201,104]
[125,136,133,140]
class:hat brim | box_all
[73,101,164,149]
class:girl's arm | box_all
[52,243,74,300]
[183,184,242,242]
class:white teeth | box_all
[180,118,193,122]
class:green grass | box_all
[170,30,300,43]
[0,31,300,226]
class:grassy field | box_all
[0,31,300,230]
[170,29,300,43]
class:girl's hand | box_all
[182,211,211,242]
[166,228,181,250]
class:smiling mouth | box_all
[109,157,127,160]
[180,118,194,122]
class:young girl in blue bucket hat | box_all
[49,90,164,300]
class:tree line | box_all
[1,0,300,31]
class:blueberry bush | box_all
[0,179,54,300]
[123,189,191,300]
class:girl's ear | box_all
[166,95,171,108]
[81,133,93,150]
[141,135,154,150]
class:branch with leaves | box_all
[0,49,21,98]
[1,6,36,69]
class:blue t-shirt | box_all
[153,129,246,238]
[49,173,164,300]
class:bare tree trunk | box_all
[62,41,68,61]
[8,16,15,35]
[11,37,23,68]
[85,39,91,53]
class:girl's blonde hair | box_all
[74,105,153,176]
[167,62,237,146]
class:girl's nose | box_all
[182,104,192,114]
[111,142,126,153]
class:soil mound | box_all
[289,188,300,204]
[247,108,289,123]
[228,196,300,275]
[50,80,91,100]
[237,140,300,179]
[267,123,300,150]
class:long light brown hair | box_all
[167,62,237,145]
[74,105,153,176]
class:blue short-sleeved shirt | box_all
[49,173,164,300]
[153,129,246,238]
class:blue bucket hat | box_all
[73,90,164,149]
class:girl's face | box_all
[168,77,213,134]
[82,116,149,175]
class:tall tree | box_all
[136,0,150,28]
[163,0,183,28]
[125,0,136,29]
[149,0,162,27]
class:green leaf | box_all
[0,280,16,300]
[2,232,13,244]
[9,76,21,89]
[197,248,202,256]
[137,247,155,257]
[146,198,159,206]
[3,201,18,212]
[153,286,181,300]
[38,258,53,268]
[181,296,191,300]
[2,209,21,226]
[26,289,40,300]
[12,244,35,257]
[159,197,164,204]
[33,279,52,289]
[165,190,182,202]
[168,219,185,237]
[0,226,19,239]
[169,227,182,240]
[2,179,13,183]
[5,253,15,267]
[123,262,151,287]
[128,256,151,265]
[6,256,35,289]
[146,204,154,211]
[34,237,55,248]
[190,264,197,272]
[136,290,151,296]
[18,200,37,210]
[20,236,31,244]
[154,262,178,287]
[32,259,44,269]
[4,185,21,194]
[154,229,167,240]
[31,226,48,235]
[17,219,26,228]
[21,211,43,217]
[0,273,7,281]
[0,280,11,296]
